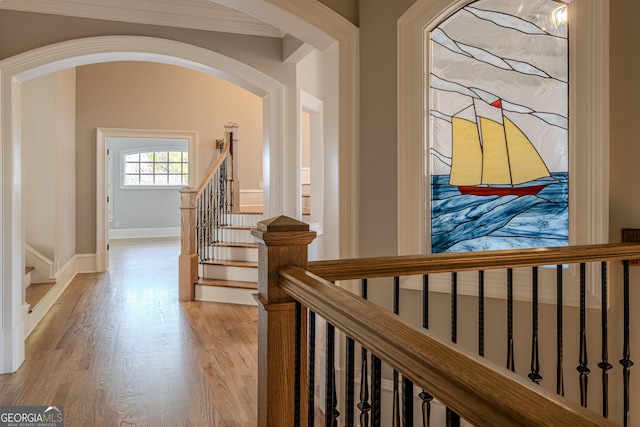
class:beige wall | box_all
[610,0,640,423]
[358,0,416,257]
[318,0,358,26]
[76,61,263,253]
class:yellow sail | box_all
[479,117,512,185]
[504,117,550,184]
[449,117,483,186]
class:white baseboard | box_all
[109,227,180,239]
[76,253,99,273]
[26,254,82,337]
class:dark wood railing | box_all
[253,216,639,426]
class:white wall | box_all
[22,68,76,271]
[54,68,76,270]
[22,74,56,260]
[296,45,341,260]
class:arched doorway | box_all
[0,35,285,373]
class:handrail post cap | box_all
[257,215,310,232]
[178,186,197,193]
[252,216,316,245]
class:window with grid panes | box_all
[123,150,189,187]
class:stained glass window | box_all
[429,0,568,253]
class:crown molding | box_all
[0,0,284,38]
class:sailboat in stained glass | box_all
[449,98,552,196]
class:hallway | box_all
[0,238,258,426]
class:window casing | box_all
[122,149,189,188]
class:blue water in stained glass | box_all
[431,173,568,253]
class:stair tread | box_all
[197,278,257,290]
[25,266,35,274]
[234,209,263,215]
[210,242,258,248]
[26,282,56,313]
[201,259,258,268]
[217,225,255,230]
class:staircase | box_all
[24,269,56,314]
[195,212,262,305]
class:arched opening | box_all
[0,0,359,373]
[0,36,285,372]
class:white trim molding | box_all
[397,0,609,306]
[109,227,181,240]
[96,127,197,271]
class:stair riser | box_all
[201,264,258,282]
[204,246,258,263]
[23,271,32,290]
[195,284,257,306]
[210,228,255,244]
[219,213,263,228]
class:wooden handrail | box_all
[278,265,618,427]
[195,137,231,197]
[308,242,640,281]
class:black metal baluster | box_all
[295,301,302,427]
[196,197,201,259]
[556,264,565,396]
[390,275,413,427]
[419,390,432,427]
[325,322,339,427]
[346,335,355,427]
[402,376,413,427]
[479,270,485,357]
[358,280,371,427]
[420,275,433,427]
[214,174,219,244]
[371,354,382,427]
[392,277,401,427]
[308,311,316,427]
[598,261,612,418]
[620,260,634,427]
[577,263,590,407]
[205,183,211,258]
[529,267,542,384]
[447,272,460,427]
[507,268,515,372]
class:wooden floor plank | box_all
[0,238,258,426]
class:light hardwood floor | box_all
[0,238,258,426]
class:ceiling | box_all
[0,0,285,38]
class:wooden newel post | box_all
[179,186,198,301]
[252,216,316,426]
